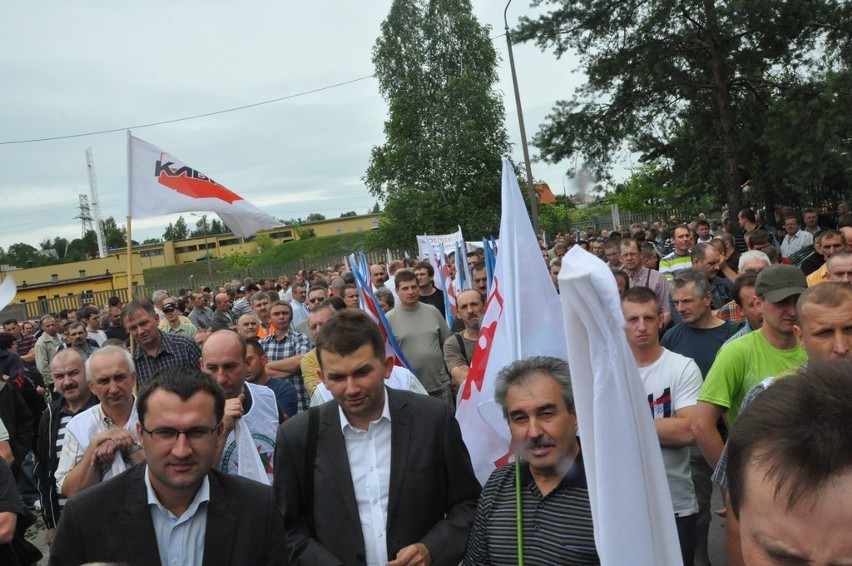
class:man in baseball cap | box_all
[692,264,808,479]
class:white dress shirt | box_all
[780,229,813,258]
[338,389,392,566]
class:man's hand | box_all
[221,394,245,435]
[90,429,135,465]
[45,527,57,546]
[388,543,431,566]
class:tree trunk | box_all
[703,0,743,216]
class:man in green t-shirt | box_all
[692,265,808,471]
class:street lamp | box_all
[504,0,541,235]
[190,213,213,276]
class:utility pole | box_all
[504,0,540,235]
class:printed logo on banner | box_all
[154,157,243,203]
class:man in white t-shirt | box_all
[623,286,703,566]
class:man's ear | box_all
[383,356,394,380]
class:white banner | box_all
[127,133,282,238]
[415,228,465,259]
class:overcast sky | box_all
[0,1,621,252]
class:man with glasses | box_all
[49,367,289,565]
[295,286,328,335]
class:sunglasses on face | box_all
[162,304,177,313]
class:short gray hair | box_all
[494,356,574,418]
[671,268,711,298]
[738,250,771,273]
[85,345,136,382]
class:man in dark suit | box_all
[49,367,288,566]
[274,309,480,566]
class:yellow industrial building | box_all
[2,214,378,318]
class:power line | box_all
[0,74,376,146]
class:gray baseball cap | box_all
[756,264,807,303]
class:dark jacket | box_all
[49,464,289,566]
[34,394,99,528]
[274,388,481,566]
[0,379,33,477]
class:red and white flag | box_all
[559,245,682,564]
[456,157,568,484]
[127,133,282,238]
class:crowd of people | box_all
[0,201,849,565]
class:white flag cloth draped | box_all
[456,157,568,485]
[559,245,682,565]
[0,275,17,312]
[127,134,282,238]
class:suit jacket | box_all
[49,464,289,566]
[211,308,237,331]
[274,388,481,566]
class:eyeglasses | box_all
[141,425,219,445]
[308,297,324,304]
[162,304,177,313]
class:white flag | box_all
[456,157,568,484]
[559,245,682,564]
[0,275,17,312]
[127,134,282,238]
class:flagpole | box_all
[515,457,524,566]
[126,131,134,303]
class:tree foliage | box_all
[339,211,358,218]
[163,216,190,241]
[305,213,326,222]
[365,0,510,249]
[515,0,852,216]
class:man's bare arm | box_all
[691,401,726,469]
[655,405,696,448]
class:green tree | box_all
[190,214,210,238]
[163,216,190,241]
[515,0,850,216]
[141,237,161,245]
[339,211,357,218]
[222,252,254,272]
[254,233,274,253]
[209,218,226,235]
[101,216,127,249]
[6,243,47,268]
[365,0,509,249]
[296,227,316,240]
[305,213,326,222]
[370,202,381,214]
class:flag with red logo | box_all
[559,246,681,564]
[456,157,568,484]
[128,133,282,238]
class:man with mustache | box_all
[623,287,703,565]
[443,290,486,393]
[34,348,98,547]
[55,346,145,499]
[464,356,599,565]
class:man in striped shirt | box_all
[34,348,98,547]
[464,357,599,565]
[660,224,694,281]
